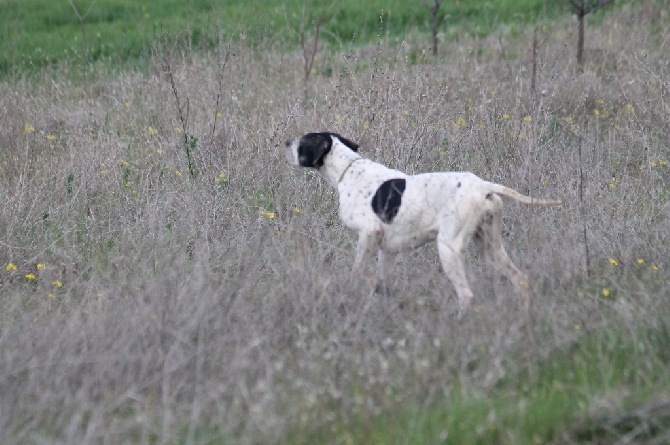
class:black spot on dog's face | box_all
[371,178,406,224]
[296,132,359,168]
[297,133,333,168]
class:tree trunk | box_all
[428,0,441,57]
[577,11,585,69]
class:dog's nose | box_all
[284,139,293,147]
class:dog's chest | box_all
[336,165,404,228]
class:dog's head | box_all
[284,132,359,169]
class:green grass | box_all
[296,318,670,444]
[1,0,568,79]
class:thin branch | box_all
[301,17,322,82]
[299,16,322,101]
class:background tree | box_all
[570,0,613,69]
[424,0,445,56]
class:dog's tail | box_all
[484,182,561,206]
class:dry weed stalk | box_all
[154,36,198,179]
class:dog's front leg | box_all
[376,249,397,295]
[352,229,382,288]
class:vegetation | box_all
[1,0,568,79]
[1,0,669,444]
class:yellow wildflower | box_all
[602,288,610,297]
[175,170,182,177]
[25,273,37,281]
[175,127,183,133]
[148,125,158,135]
[456,117,467,128]
[5,263,18,271]
[24,123,35,134]
[608,258,618,267]
[523,116,532,122]
[46,134,57,141]
[502,114,510,119]
[293,206,300,214]
[216,111,223,118]
[36,263,45,270]
[636,258,644,265]
[120,160,129,167]
[215,172,227,183]
[52,280,63,288]
[259,210,276,220]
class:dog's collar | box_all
[337,158,364,184]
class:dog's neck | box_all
[319,144,363,188]
[336,158,364,184]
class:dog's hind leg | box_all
[479,194,530,310]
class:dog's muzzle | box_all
[283,139,299,166]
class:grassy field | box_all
[1,0,669,444]
[0,0,568,79]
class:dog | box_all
[283,132,560,315]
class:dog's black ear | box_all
[330,133,359,152]
[297,133,333,168]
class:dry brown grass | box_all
[0,1,668,443]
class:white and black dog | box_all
[284,132,560,314]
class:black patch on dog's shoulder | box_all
[371,178,406,224]
[297,133,333,168]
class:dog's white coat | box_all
[284,133,560,314]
